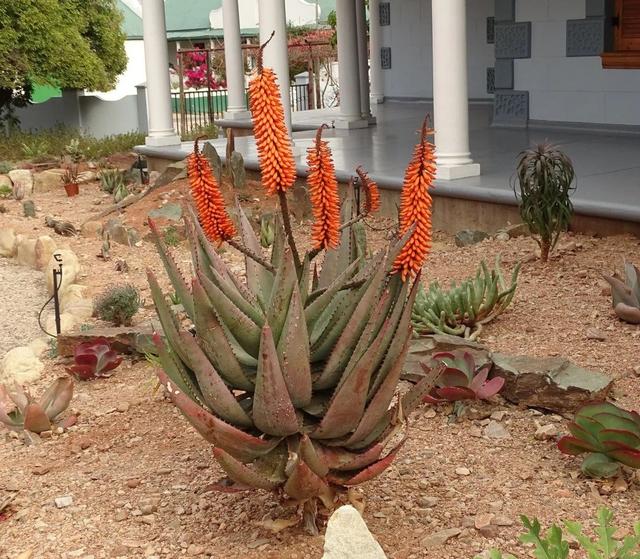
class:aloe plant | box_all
[66,338,123,380]
[603,261,640,324]
[147,191,440,533]
[412,257,520,340]
[421,350,504,403]
[0,377,74,433]
[557,402,640,478]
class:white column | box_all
[223,0,249,119]
[369,0,384,104]
[336,0,368,129]
[355,0,374,123]
[432,0,480,180]
[258,0,293,135]
[141,0,181,147]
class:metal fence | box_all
[171,84,310,136]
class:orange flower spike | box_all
[248,32,297,196]
[356,165,381,215]
[392,116,436,281]
[307,124,341,250]
[187,137,236,244]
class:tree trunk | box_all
[540,238,550,262]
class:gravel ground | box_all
[0,257,47,358]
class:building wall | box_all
[514,0,640,126]
[380,0,495,100]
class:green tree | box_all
[0,0,127,126]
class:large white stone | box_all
[322,506,387,559]
[15,235,37,268]
[60,284,87,310]
[64,298,93,322]
[35,235,57,271]
[8,169,33,196]
[28,337,50,358]
[46,249,80,296]
[0,228,17,257]
[1,346,44,384]
[33,169,65,193]
[0,175,11,189]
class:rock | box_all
[490,410,507,421]
[45,249,80,295]
[417,496,439,508]
[454,229,490,247]
[322,505,386,559]
[229,151,246,189]
[22,200,36,218]
[8,169,33,196]
[633,366,640,377]
[0,174,11,188]
[474,513,494,531]
[78,170,96,183]
[503,223,529,238]
[586,328,607,341]
[56,325,156,357]
[64,298,94,321]
[54,495,73,508]
[534,423,559,441]
[494,515,514,526]
[148,203,183,222]
[0,346,44,383]
[34,169,65,193]
[104,218,139,246]
[45,312,77,335]
[484,420,510,439]
[455,467,471,476]
[80,221,103,238]
[28,338,49,358]
[186,544,206,556]
[35,235,56,271]
[420,528,462,547]
[203,143,222,185]
[491,353,613,413]
[494,231,510,241]
[154,160,187,188]
[0,228,17,257]
[15,235,37,268]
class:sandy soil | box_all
[0,172,639,559]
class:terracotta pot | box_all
[64,182,79,197]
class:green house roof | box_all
[117,1,143,39]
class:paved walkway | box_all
[139,101,640,223]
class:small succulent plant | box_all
[412,257,520,340]
[557,402,640,478]
[66,338,123,380]
[259,214,275,248]
[421,350,504,403]
[603,261,640,324]
[0,377,74,433]
[99,168,126,194]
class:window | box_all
[602,0,640,68]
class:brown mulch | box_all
[0,174,639,559]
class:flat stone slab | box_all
[57,325,158,357]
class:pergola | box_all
[140,0,481,181]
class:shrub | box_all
[0,185,12,199]
[513,143,575,261]
[94,284,141,326]
[163,225,181,247]
[0,161,13,174]
[64,138,84,163]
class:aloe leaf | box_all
[299,254,312,306]
[318,190,356,289]
[603,274,640,308]
[213,447,280,490]
[319,442,384,472]
[309,293,344,347]
[237,201,274,301]
[23,404,52,433]
[253,325,299,437]
[157,369,279,462]
[208,265,265,327]
[38,377,74,421]
[310,289,361,362]
[266,249,297,345]
[299,435,329,477]
[283,455,331,501]
[148,219,194,320]
[153,334,205,406]
[270,212,286,269]
[334,435,406,486]
[614,303,640,324]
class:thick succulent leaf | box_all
[599,429,640,449]
[23,404,51,433]
[157,370,279,462]
[402,362,444,417]
[208,265,265,327]
[192,279,254,390]
[309,293,345,347]
[607,448,640,468]
[277,282,312,407]
[624,261,640,296]
[38,377,74,421]
[299,435,329,477]
[270,212,286,269]
[213,447,280,490]
[199,272,261,355]
[557,435,597,455]
[312,319,389,439]
[317,442,384,472]
[298,254,312,306]
[237,202,274,301]
[177,331,253,428]
[283,456,331,501]
[614,303,640,324]
[153,334,205,406]
[567,420,604,451]
[473,376,505,400]
[437,368,470,388]
[332,435,406,486]
[148,219,194,320]
[318,191,356,289]
[591,412,640,434]
[577,402,627,419]
[266,249,297,345]
[435,386,477,402]
[253,326,299,437]
[581,452,620,478]
[603,274,640,308]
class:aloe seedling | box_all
[421,350,504,403]
[412,257,520,340]
[66,338,123,380]
[0,377,74,433]
[557,402,640,478]
[603,261,640,324]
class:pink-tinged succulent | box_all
[422,350,504,403]
[66,338,123,380]
[557,402,640,478]
[0,377,74,433]
[603,261,640,324]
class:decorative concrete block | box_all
[487,17,495,44]
[495,22,531,59]
[586,0,606,17]
[494,59,514,89]
[381,47,391,70]
[566,18,605,56]
[487,68,496,94]
[495,0,515,22]
[379,2,390,26]
[493,90,529,126]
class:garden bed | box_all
[0,173,639,558]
